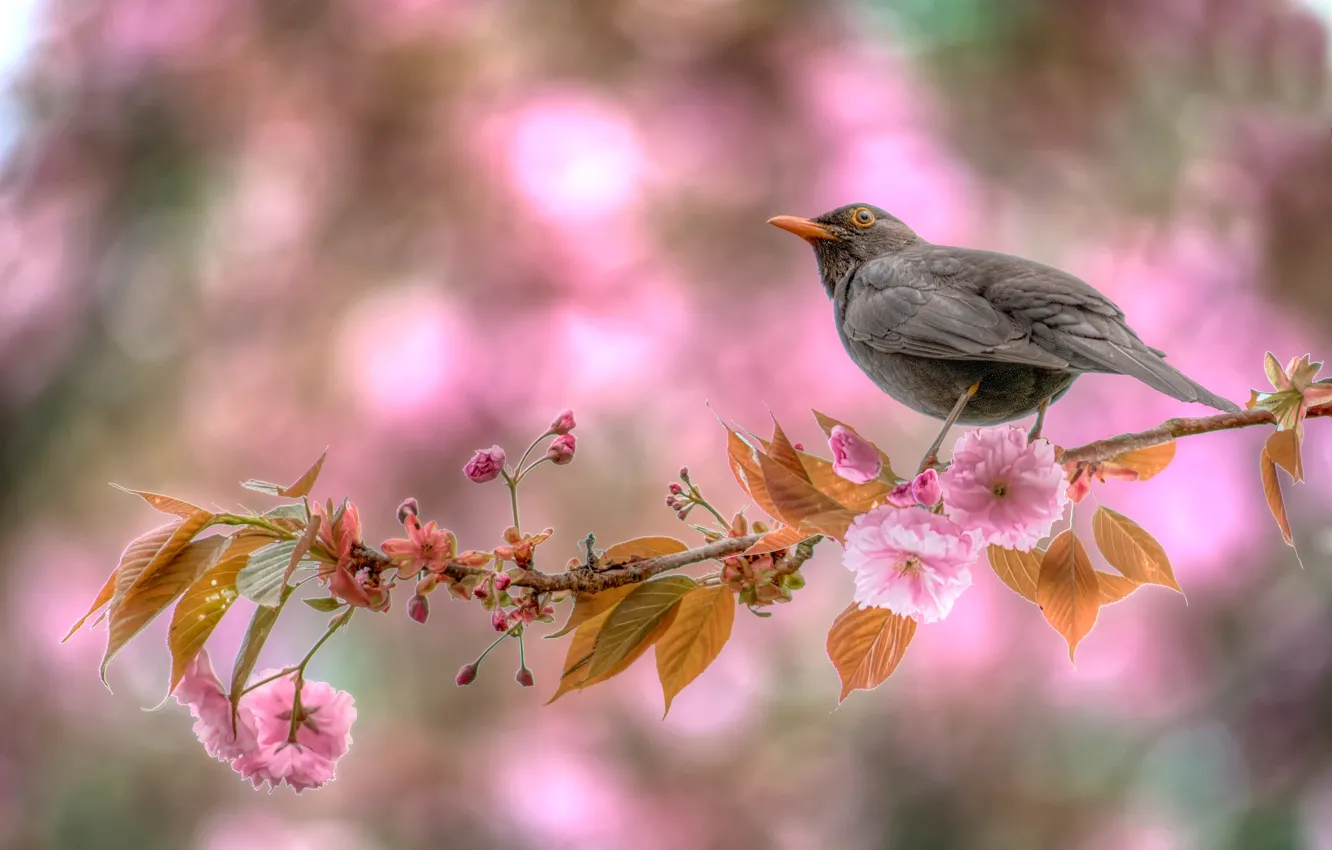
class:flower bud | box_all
[676,509,690,520]
[549,408,576,435]
[407,594,430,624]
[669,482,684,495]
[679,466,691,481]
[793,443,804,451]
[494,572,512,591]
[781,571,806,591]
[829,426,882,484]
[464,446,506,483]
[546,434,576,465]
[516,666,535,688]
[396,497,420,524]
[473,585,489,600]
[911,468,942,507]
[491,610,509,632]
[455,663,478,686]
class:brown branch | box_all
[1058,405,1332,466]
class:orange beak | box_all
[767,215,838,242]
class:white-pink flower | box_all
[829,425,881,484]
[842,506,979,623]
[941,425,1068,551]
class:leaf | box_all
[1260,445,1295,547]
[264,504,309,521]
[986,545,1040,603]
[1097,572,1141,606]
[63,521,180,642]
[1090,507,1182,593]
[602,536,689,565]
[284,515,321,585]
[585,576,697,679]
[795,452,892,512]
[758,451,851,533]
[101,535,229,684]
[1037,531,1100,663]
[111,485,203,519]
[655,586,736,715]
[238,449,329,499]
[122,510,215,602]
[766,415,810,482]
[241,480,283,496]
[798,508,860,543]
[1102,441,1177,481]
[547,603,678,703]
[229,585,293,710]
[167,532,275,693]
[303,597,346,612]
[726,428,783,520]
[1265,429,1303,484]
[812,410,898,481]
[235,540,300,607]
[826,603,917,702]
[547,585,637,639]
[744,526,815,556]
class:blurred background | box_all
[2,0,1332,847]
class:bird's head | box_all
[768,203,920,295]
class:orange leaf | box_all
[1265,429,1303,484]
[1090,507,1182,593]
[602,536,689,565]
[1037,531,1100,663]
[63,521,180,643]
[1101,441,1177,481]
[797,452,893,512]
[1097,572,1141,606]
[547,597,680,703]
[655,586,736,716]
[727,429,783,521]
[101,535,230,684]
[547,585,638,639]
[1260,446,1294,547]
[585,576,696,679]
[167,532,277,693]
[986,545,1040,603]
[799,508,860,543]
[811,410,898,481]
[111,485,203,519]
[279,448,328,498]
[744,526,815,556]
[826,603,917,702]
[121,510,215,603]
[758,451,850,532]
[766,415,810,482]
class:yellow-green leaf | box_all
[1260,445,1294,547]
[826,603,917,702]
[655,586,736,716]
[1265,429,1303,484]
[101,535,229,684]
[547,585,638,639]
[1090,507,1182,593]
[1037,531,1100,663]
[987,545,1040,603]
[111,485,203,519]
[167,532,275,693]
[63,521,180,643]
[122,510,215,602]
[811,410,897,481]
[602,536,689,565]
[547,602,675,703]
[229,587,293,708]
[585,576,696,679]
[744,526,814,556]
[1097,572,1141,606]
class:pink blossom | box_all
[464,446,506,483]
[912,468,942,507]
[842,506,979,623]
[885,480,916,507]
[175,650,258,763]
[381,513,456,578]
[829,425,881,484]
[310,499,363,570]
[941,426,1069,551]
[242,671,357,794]
[549,408,576,435]
[546,433,576,465]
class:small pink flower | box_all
[941,426,1068,551]
[546,433,576,465]
[381,514,456,578]
[549,408,577,435]
[491,610,509,632]
[311,499,364,575]
[911,468,942,507]
[464,446,506,483]
[493,572,512,592]
[843,506,979,623]
[176,650,258,763]
[829,425,881,484]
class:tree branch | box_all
[1058,405,1332,466]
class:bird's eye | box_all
[852,208,875,227]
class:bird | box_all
[768,203,1240,464]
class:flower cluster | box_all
[713,513,806,609]
[176,651,355,794]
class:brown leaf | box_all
[811,410,898,481]
[655,586,736,716]
[744,526,815,556]
[986,545,1040,603]
[1091,507,1182,593]
[602,536,689,565]
[111,485,203,519]
[547,585,638,639]
[1260,446,1295,547]
[1037,531,1100,663]
[101,535,230,683]
[826,603,917,702]
[1265,429,1303,484]
[547,601,678,703]
[63,521,181,643]
[586,576,696,679]
[121,510,215,603]
[278,448,328,498]
[797,452,894,512]
[798,508,860,543]
[1102,441,1177,481]
[167,532,277,693]
[727,429,783,521]
[1097,572,1142,605]
[758,451,850,532]
[766,415,810,482]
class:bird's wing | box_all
[841,253,1072,369]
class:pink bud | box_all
[793,443,804,451]
[516,667,535,688]
[491,610,509,632]
[676,509,690,520]
[464,446,505,483]
[549,408,576,435]
[546,434,576,465]
[494,572,512,591]
[829,426,882,484]
[473,585,488,600]
[455,663,478,686]
[396,497,420,524]
[407,594,430,624]
[886,480,916,508]
[911,469,942,507]
[669,482,684,495]
[679,466,690,481]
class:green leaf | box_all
[241,480,284,496]
[303,597,346,612]
[236,540,299,607]
[229,585,293,714]
[586,576,697,679]
[264,504,309,521]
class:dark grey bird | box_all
[769,203,1239,461]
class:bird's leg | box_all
[1028,397,1051,442]
[918,382,980,473]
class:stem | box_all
[475,624,521,667]
[214,514,297,540]
[515,432,552,475]
[296,608,354,673]
[517,456,551,482]
[237,667,299,696]
[504,473,522,535]
[691,492,730,529]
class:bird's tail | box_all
[1067,339,1242,413]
